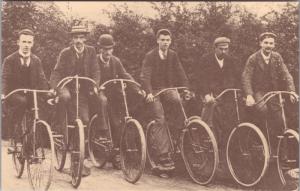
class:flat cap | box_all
[69,25,89,35]
[259,32,277,41]
[214,37,230,46]
[156,29,172,38]
[18,29,35,36]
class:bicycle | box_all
[2,89,56,191]
[226,90,299,187]
[145,87,219,185]
[49,75,98,188]
[88,79,146,184]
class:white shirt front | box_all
[159,49,168,60]
[261,50,271,65]
[19,50,31,67]
[215,54,224,69]
[74,45,85,59]
[99,53,110,67]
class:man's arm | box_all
[277,54,295,92]
[140,54,153,94]
[174,52,189,88]
[89,47,101,87]
[50,50,65,89]
[242,55,256,106]
[2,57,12,96]
[36,57,50,90]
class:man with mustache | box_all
[194,37,241,175]
[140,29,190,174]
[50,25,100,177]
[242,32,296,159]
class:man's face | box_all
[72,34,86,49]
[18,34,34,55]
[215,43,229,59]
[100,47,113,60]
[260,37,275,55]
[157,34,171,51]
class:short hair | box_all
[156,29,172,39]
[18,29,35,37]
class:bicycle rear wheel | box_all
[11,115,26,178]
[70,119,85,188]
[27,120,55,191]
[277,129,299,185]
[226,122,270,187]
[120,118,146,183]
[145,121,158,169]
[53,112,67,171]
[180,117,219,185]
[88,114,111,168]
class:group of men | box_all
[2,26,296,178]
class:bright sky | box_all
[53,1,297,25]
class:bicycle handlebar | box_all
[253,91,299,106]
[56,75,98,89]
[2,89,53,102]
[153,87,188,98]
[214,88,241,101]
[99,79,141,90]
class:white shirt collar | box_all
[261,50,271,64]
[159,49,168,60]
[215,54,224,68]
[74,45,85,58]
[19,50,31,67]
[100,54,110,66]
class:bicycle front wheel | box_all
[277,129,299,185]
[180,117,219,185]
[120,118,146,184]
[70,119,85,188]
[27,120,55,191]
[226,122,270,187]
[11,115,26,178]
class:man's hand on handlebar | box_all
[1,94,5,100]
[138,90,146,98]
[204,94,215,104]
[245,95,255,106]
[289,92,298,103]
[146,93,154,103]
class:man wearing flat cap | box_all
[194,36,241,171]
[95,34,144,169]
[2,29,49,146]
[140,29,190,173]
[242,32,296,156]
[50,25,101,176]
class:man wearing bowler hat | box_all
[95,33,144,169]
[194,37,241,173]
[242,32,296,158]
[140,29,190,174]
[50,25,101,176]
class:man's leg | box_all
[55,88,71,135]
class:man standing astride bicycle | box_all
[50,25,100,177]
[96,34,144,169]
[194,37,241,172]
[140,29,190,172]
[242,32,296,158]
[2,29,49,150]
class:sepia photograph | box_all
[1,1,299,191]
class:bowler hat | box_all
[69,25,89,35]
[259,32,277,41]
[214,37,230,46]
[97,34,115,49]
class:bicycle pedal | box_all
[7,148,16,154]
[287,160,297,163]
[127,149,138,152]
[52,134,64,138]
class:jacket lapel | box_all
[257,51,265,71]
[82,47,89,76]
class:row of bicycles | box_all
[2,75,299,191]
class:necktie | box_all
[22,56,29,66]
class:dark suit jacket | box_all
[194,53,241,96]
[2,51,49,95]
[140,47,189,94]
[50,45,100,89]
[242,50,295,96]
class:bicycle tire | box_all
[226,122,270,187]
[11,114,26,178]
[277,129,299,185]
[27,120,55,191]
[88,114,110,168]
[120,118,146,184]
[145,120,158,169]
[53,112,67,171]
[70,119,85,188]
[180,117,219,185]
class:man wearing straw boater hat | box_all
[50,25,101,177]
